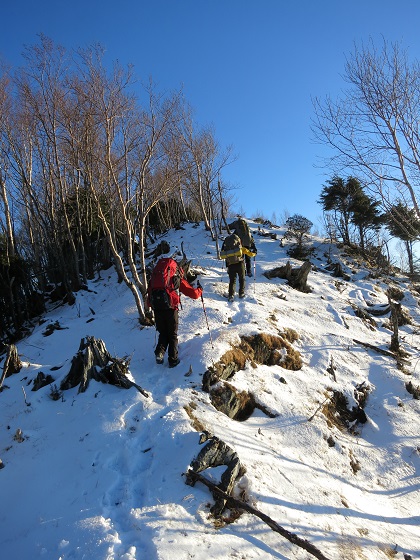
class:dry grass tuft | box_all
[203,331,302,391]
[322,390,353,432]
[281,328,299,343]
[183,402,207,432]
[240,332,302,371]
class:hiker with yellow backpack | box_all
[220,232,256,302]
[228,217,257,277]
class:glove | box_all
[250,242,257,254]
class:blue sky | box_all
[2,0,420,228]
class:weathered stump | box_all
[387,289,401,353]
[0,344,22,391]
[145,240,170,259]
[209,382,278,421]
[185,433,246,516]
[330,262,350,281]
[32,372,55,392]
[406,381,420,399]
[351,304,377,330]
[257,229,277,240]
[60,336,148,396]
[263,260,311,292]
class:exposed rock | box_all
[145,240,170,259]
[209,382,278,421]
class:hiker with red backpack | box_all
[220,233,256,302]
[147,257,202,368]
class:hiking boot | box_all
[228,295,234,302]
[169,358,180,368]
[239,292,245,298]
[247,271,252,277]
[155,351,164,365]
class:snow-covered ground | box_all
[1,220,419,560]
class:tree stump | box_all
[32,372,55,392]
[263,260,311,292]
[331,262,350,281]
[0,344,23,391]
[185,433,245,517]
[60,336,148,396]
[387,290,401,353]
[145,240,170,259]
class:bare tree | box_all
[70,48,184,324]
[177,106,235,239]
[312,39,420,218]
[0,64,48,337]
[70,46,152,323]
[0,35,236,339]
[0,69,15,260]
[130,81,184,288]
[11,35,83,298]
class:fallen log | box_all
[352,338,410,363]
[187,470,332,560]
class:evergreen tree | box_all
[319,176,383,249]
[386,202,420,274]
[318,176,358,244]
[349,189,384,251]
[284,214,313,258]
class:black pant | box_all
[227,261,245,298]
[244,253,252,275]
[154,308,179,364]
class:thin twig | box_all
[308,395,331,422]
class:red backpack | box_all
[148,258,182,310]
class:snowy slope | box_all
[0,220,419,560]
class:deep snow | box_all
[0,220,419,560]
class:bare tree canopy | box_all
[312,39,420,218]
[0,35,236,342]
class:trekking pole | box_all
[197,280,214,348]
[253,256,256,295]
